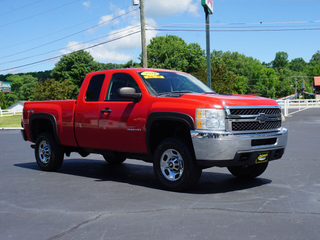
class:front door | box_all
[97,72,148,153]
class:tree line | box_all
[1,34,320,107]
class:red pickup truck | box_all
[22,68,288,191]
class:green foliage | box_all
[123,60,141,68]
[1,34,319,102]
[4,74,38,106]
[99,62,124,70]
[30,79,76,101]
[289,58,306,72]
[146,35,205,73]
[192,63,236,94]
[51,50,102,87]
[0,92,8,109]
[272,51,289,69]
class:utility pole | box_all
[140,0,147,68]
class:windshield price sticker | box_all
[141,72,164,79]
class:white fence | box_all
[276,99,320,116]
[0,108,22,117]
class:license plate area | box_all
[256,152,269,164]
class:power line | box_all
[148,27,320,32]
[247,76,314,81]
[0,5,136,50]
[0,0,80,28]
[0,30,141,72]
[0,25,141,65]
[156,20,320,27]
[0,8,138,60]
[0,0,44,17]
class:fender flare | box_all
[146,112,194,154]
[29,113,60,144]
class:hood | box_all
[179,93,278,108]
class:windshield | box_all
[138,71,215,96]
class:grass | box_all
[0,114,22,128]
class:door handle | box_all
[101,108,112,113]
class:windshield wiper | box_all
[158,91,194,96]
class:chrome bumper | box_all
[191,127,288,163]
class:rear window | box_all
[85,74,105,101]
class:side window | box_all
[85,74,105,101]
[106,73,140,101]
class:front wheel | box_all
[153,138,202,191]
[227,162,268,179]
[35,132,64,171]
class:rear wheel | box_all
[153,138,202,191]
[227,162,268,179]
[35,132,64,171]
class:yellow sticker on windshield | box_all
[141,71,164,79]
[141,71,159,76]
[144,75,164,79]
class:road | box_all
[0,108,319,240]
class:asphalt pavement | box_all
[0,108,319,240]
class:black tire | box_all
[103,153,126,165]
[153,138,202,191]
[35,132,64,171]
[227,162,268,179]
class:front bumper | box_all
[191,127,288,167]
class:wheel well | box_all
[148,120,192,155]
[30,119,54,142]
[29,113,60,144]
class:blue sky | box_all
[0,0,319,75]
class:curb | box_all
[0,127,23,130]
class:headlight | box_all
[196,109,226,130]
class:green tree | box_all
[146,35,205,73]
[51,50,102,87]
[123,60,141,68]
[310,50,320,65]
[4,75,37,106]
[289,58,306,72]
[272,51,289,69]
[192,63,236,94]
[30,79,76,101]
[0,92,8,109]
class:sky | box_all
[0,0,319,75]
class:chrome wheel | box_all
[160,149,184,181]
[38,140,51,164]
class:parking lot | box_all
[0,108,320,240]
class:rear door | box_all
[74,73,109,148]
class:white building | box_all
[8,101,25,113]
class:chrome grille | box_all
[229,108,281,116]
[232,120,281,132]
[226,106,282,133]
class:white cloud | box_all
[98,14,114,26]
[61,22,159,63]
[145,0,200,17]
[82,1,90,7]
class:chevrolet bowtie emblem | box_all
[256,113,268,123]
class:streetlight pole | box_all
[201,0,213,89]
[205,9,211,89]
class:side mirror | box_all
[117,87,142,103]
